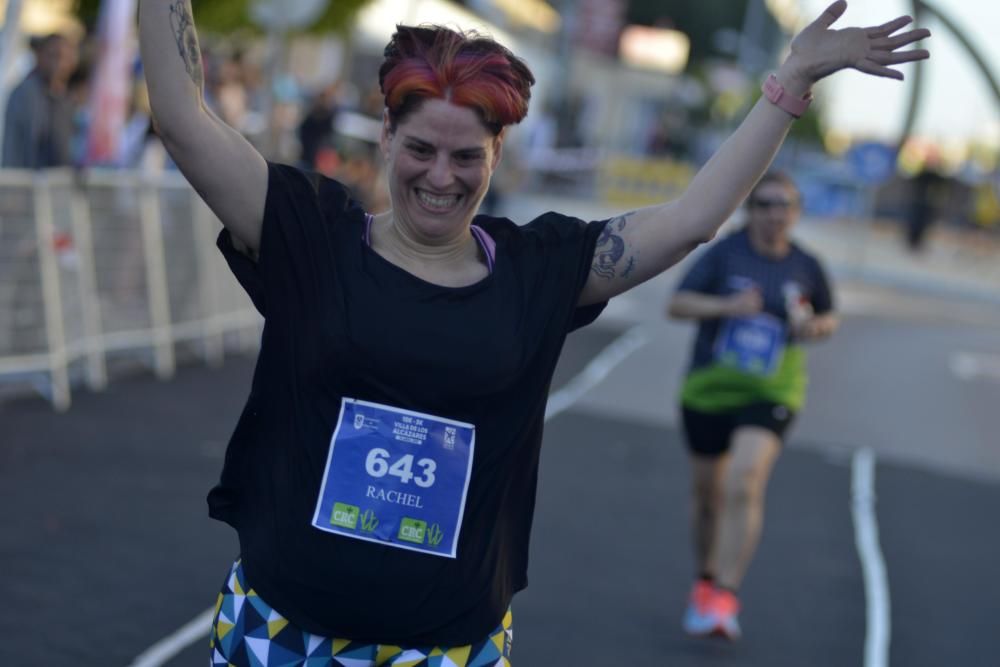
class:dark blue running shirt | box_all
[676,227,833,411]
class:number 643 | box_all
[365,449,436,488]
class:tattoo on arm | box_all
[592,213,638,281]
[169,3,203,89]
[622,256,637,279]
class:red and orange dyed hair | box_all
[379,25,535,136]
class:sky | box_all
[798,0,999,149]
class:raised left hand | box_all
[788,0,930,84]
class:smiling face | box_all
[380,98,502,244]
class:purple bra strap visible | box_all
[364,213,374,246]
[470,225,496,273]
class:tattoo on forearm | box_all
[169,3,203,89]
[592,212,638,281]
[622,256,637,279]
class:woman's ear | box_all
[491,131,504,171]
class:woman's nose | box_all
[426,154,454,189]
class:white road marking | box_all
[545,325,651,421]
[851,448,891,667]
[950,351,1000,382]
[127,607,216,667]
[130,325,650,666]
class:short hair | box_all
[378,25,535,136]
[748,171,801,207]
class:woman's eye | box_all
[407,145,432,158]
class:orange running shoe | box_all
[681,580,717,636]
[705,588,742,640]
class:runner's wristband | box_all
[761,73,812,118]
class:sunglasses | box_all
[749,197,797,210]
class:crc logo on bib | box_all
[354,414,365,430]
[399,517,427,544]
[330,502,359,529]
[396,519,446,547]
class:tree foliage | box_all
[71,0,372,35]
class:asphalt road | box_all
[2,317,998,666]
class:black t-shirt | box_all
[211,162,608,645]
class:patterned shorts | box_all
[210,559,513,666]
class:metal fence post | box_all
[138,176,175,380]
[191,193,224,367]
[33,171,71,411]
[70,180,108,391]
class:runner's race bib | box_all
[311,398,475,558]
[714,314,785,376]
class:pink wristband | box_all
[761,74,812,118]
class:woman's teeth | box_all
[417,190,460,209]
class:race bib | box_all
[714,314,785,376]
[311,398,475,558]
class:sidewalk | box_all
[796,216,1000,305]
[498,192,1000,307]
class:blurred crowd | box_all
[2,27,998,244]
[1,30,392,213]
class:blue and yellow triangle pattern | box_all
[210,560,512,666]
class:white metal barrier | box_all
[0,167,262,411]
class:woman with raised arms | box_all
[138,2,928,663]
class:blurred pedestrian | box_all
[2,33,79,168]
[667,172,839,640]
[206,55,249,131]
[297,82,341,169]
[139,0,927,663]
[906,160,947,252]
